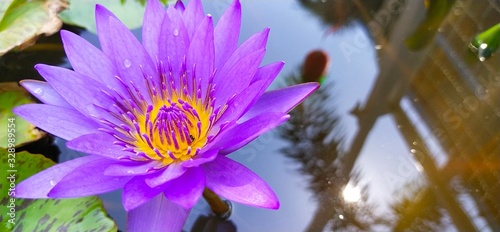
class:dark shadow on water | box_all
[190,215,237,232]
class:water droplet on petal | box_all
[34,88,43,96]
[173,29,179,37]
[123,59,131,68]
[50,180,55,186]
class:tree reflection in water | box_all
[296,0,500,231]
[390,179,445,231]
[297,0,384,31]
[279,70,387,231]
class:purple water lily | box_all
[14,0,318,230]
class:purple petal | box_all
[104,161,161,176]
[217,27,269,70]
[213,49,265,107]
[127,194,190,232]
[163,167,205,209]
[210,62,284,134]
[181,148,218,168]
[145,162,186,188]
[142,0,166,60]
[15,155,103,198]
[95,4,156,103]
[48,158,132,198]
[13,104,99,140]
[187,15,214,98]
[182,0,204,39]
[60,30,127,96]
[211,80,267,133]
[250,61,284,85]
[240,82,319,122]
[174,0,185,12]
[216,112,289,154]
[20,80,72,108]
[95,5,119,56]
[66,133,134,160]
[211,28,270,107]
[122,176,164,211]
[106,16,159,104]
[203,156,279,209]
[34,64,115,118]
[159,6,189,86]
[214,0,241,68]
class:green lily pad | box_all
[59,0,167,34]
[0,150,117,231]
[0,82,45,148]
[0,0,67,56]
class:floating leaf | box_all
[59,0,165,33]
[0,82,44,148]
[0,150,117,231]
[0,0,68,56]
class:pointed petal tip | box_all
[272,200,280,210]
[174,0,185,12]
[95,4,118,24]
[59,29,71,37]
[305,81,321,91]
[94,4,108,17]
[12,104,38,119]
[228,0,241,12]
[33,63,44,70]
[258,28,271,40]
[18,79,44,92]
[12,104,25,116]
[95,4,106,12]
[258,196,280,210]
[15,180,50,199]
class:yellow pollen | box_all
[133,92,212,165]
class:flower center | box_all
[133,96,211,165]
[98,61,222,167]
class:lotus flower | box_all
[14,0,318,230]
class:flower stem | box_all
[203,188,232,219]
